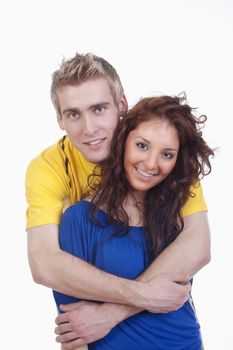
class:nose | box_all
[144,152,159,172]
[82,115,98,135]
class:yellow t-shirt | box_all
[25,136,207,229]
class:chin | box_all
[86,153,108,164]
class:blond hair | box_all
[51,53,124,114]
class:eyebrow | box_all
[62,107,80,115]
[62,102,111,115]
[136,136,151,143]
[136,136,178,151]
[90,102,111,108]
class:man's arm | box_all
[54,211,211,349]
[27,224,190,311]
[139,211,211,281]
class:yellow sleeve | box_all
[181,183,208,217]
[25,149,70,229]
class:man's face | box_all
[57,78,126,163]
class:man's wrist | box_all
[102,302,143,326]
[118,279,147,309]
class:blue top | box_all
[53,200,202,350]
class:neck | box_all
[123,192,145,227]
[130,189,146,203]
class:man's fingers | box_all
[173,273,190,285]
[55,322,72,335]
[56,331,80,343]
[60,302,83,312]
[60,337,86,349]
[176,280,189,285]
[55,312,69,325]
[56,302,84,325]
[177,284,192,306]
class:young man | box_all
[26,53,210,349]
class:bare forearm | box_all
[56,253,140,304]
[27,225,147,306]
[27,224,191,315]
[31,247,143,305]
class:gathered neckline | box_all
[81,199,144,229]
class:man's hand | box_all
[138,272,191,313]
[55,301,118,349]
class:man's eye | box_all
[136,142,148,150]
[95,106,105,113]
[69,112,78,119]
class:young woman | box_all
[53,94,214,350]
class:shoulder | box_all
[26,137,66,171]
[69,199,91,212]
[63,200,109,227]
[63,200,91,221]
[25,137,73,202]
[26,136,74,184]
[60,201,94,233]
[182,182,207,217]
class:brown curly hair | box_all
[89,94,214,258]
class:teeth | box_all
[88,139,103,145]
[136,167,155,178]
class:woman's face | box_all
[124,118,179,199]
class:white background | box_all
[0,0,232,349]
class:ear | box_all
[57,114,65,130]
[119,94,128,115]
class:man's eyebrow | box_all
[62,102,111,115]
[89,102,111,109]
[62,107,80,115]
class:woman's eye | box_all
[162,152,174,159]
[136,142,148,150]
